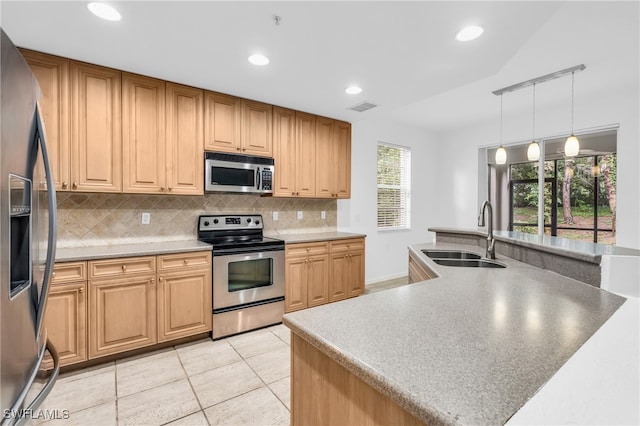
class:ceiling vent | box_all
[347,101,378,112]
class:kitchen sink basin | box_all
[421,249,482,260]
[431,258,506,268]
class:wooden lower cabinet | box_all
[43,262,88,369]
[157,252,212,342]
[285,242,329,313]
[291,333,423,426]
[286,238,365,312]
[89,273,157,359]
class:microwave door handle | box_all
[256,167,261,190]
[34,102,58,341]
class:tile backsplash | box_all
[56,192,337,248]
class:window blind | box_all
[377,143,411,229]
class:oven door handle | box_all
[213,245,285,256]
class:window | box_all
[377,143,411,229]
[509,154,616,244]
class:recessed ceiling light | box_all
[87,2,122,22]
[345,86,362,95]
[248,54,269,66]
[456,25,484,42]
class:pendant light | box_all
[527,83,540,161]
[495,94,507,164]
[565,71,580,157]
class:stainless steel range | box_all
[197,214,285,339]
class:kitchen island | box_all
[283,241,638,425]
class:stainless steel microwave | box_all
[204,152,274,194]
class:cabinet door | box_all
[70,62,122,192]
[314,116,335,198]
[273,106,297,197]
[89,274,156,358]
[21,50,70,191]
[334,120,351,198]
[296,112,316,197]
[157,268,212,342]
[329,253,349,302]
[241,99,272,157]
[43,282,87,368]
[204,91,241,153]
[347,250,365,297]
[307,255,329,307]
[166,83,204,195]
[122,73,166,194]
[285,257,308,313]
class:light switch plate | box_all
[297,211,303,220]
[272,211,279,221]
[141,212,151,225]
[321,211,326,220]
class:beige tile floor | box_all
[34,276,409,426]
[35,325,291,426]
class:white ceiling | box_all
[2,1,638,133]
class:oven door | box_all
[212,249,285,309]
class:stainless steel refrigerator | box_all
[0,28,59,425]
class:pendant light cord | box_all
[500,94,503,144]
[532,83,536,141]
[571,71,575,133]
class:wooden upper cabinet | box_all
[296,112,317,197]
[122,73,166,194]
[166,83,204,195]
[315,116,335,198]
[273,107,296,197]
[241,99,272,157]
[21,50,70,191]
[334,120,352,198]
[70,61,122,192]
[315,117,351,198]
[204,91,241,153]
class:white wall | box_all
[337,120,437,284]
[431,84,640,249]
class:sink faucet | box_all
[478,200,496,259]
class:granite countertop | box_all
[266,231,366,244]
[429,227,640,264]
[283,242,628,425]
[55,240,212,262]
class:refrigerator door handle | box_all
[33,102,57,341]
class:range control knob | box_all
[247,218,252,223]
[213,219,219,224]
[204,221,210,227]
[255,220,260,225]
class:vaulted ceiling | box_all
[2,1,638,132]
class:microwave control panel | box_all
[262,169,272,190]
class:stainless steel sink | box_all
[421,249,482,260]
[431,258,506,268]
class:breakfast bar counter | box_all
[283,242,636,425]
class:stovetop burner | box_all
[197,214,283,252]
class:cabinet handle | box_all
[62,182,68,189]
[160,187,165,192]
[242,148,246,151]
[79,287,84,294]
[183,259,188,265]
[168,187,172,192]
[72,182,78,190]
[51,272,56,278]
[159,277,163,282]
[236,147,241,151]
[291,192,295,196]
[121,265,127,272]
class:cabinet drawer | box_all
[52,262,87,284]
[330,238,365,253]
[157,251,212,272]
[286,242,328,258]
[89,256,156,279]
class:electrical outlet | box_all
[272,211,279,221]
[297,211,303,220]
[141,212,151,225]
[321,211,326,220]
